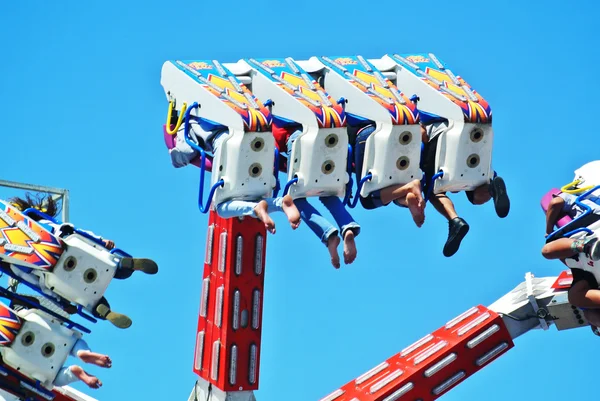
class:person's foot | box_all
[77,350,112,368]
[489,176,510,218]
[584,237,600,261]
[253,200,276,234]
[70,366,102,389]
[443,217,470,257]
[327,235,341,269]
[119,258,158,275]
[282,195,301,230]
[591,325,600,337]
[95,304,132,329]
[406,192,425,228]
[343,230,357,265]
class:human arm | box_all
[546,196,566,235]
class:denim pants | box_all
[53,339,92,386]
[287,130,360,245]
[353,125,386,209]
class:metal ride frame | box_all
[187,210,590,401]
[0,179,97,401]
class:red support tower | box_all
[193,211,267,394]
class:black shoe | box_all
[443,217,470,257]
[119,257,158,275]
[489,176,510,218]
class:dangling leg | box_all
[429,193,469,257]
[94,297,132,329]
[319,196,360,265]
[542,237,600,261]
[217,200,276,233]
[489,175,510,218]
[294,198,341,269]
[54,365,102,389]
[380,180,425,227]
[71,339,112,368]
[114,257,158,279]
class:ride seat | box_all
[43,234,118,312]
[211,130,276,206]
[0,308,78,387]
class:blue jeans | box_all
[286,130,360,245]
[353,124,385,209]
[216,198,284,219]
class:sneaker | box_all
[584,238,600,261]
[119,257,158,275]
[489,176,510,218]
[490,177,510,219]
[443,217,470,257]
[95,304,132,329]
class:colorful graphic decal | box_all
[0,201,63,270]
[392,53,492,123]
[174,60,272,132]
[246,58,346,129]
[0,305,21,345]
[319,55,419,125]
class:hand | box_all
[103,239,115,250]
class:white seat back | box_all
[288,126,349,198]
[212,131,276,205]
[433,120,494,193]
[1,310,78,387]
[360,123,422,197]
[303,56,422,196]
[239,58,348,198]
[161,60,275,204]
[44,234,118,312]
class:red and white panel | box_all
[193,210,268,392]
[319,305,514,401]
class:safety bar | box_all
[165,101,188,135]
[561,178,594,195]
[347,173,373,209]
[0,265,97,327]
[547,184,600,242]
[184,103,225,213]
[343,145,354,205]
[283,178,299,196]
[0,364,56,400]
[273,148,281,197]
[0,284,91,334]
[424,171,444,202]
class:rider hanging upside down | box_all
[419,113,510,257]
[542,191,600,325]
[7,194,158,329]
[0,303,112,390]
[272,124,360,269]
[348,122,425,227]
[169,118,301,234]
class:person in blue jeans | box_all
[349,123,426,227]
[169,118,301,234]
[274,124,360,269]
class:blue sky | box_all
[1,1,599,400]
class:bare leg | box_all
[343,230,357,265]
[77,350,112,368]
[327,235,341,269]
[429,193,458,221]
[281,195,301,229]
[380,180,425,227]
[541,238,578,260]
[253,200,276,234]
[542,237,600,261]
[69,365,102,389]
